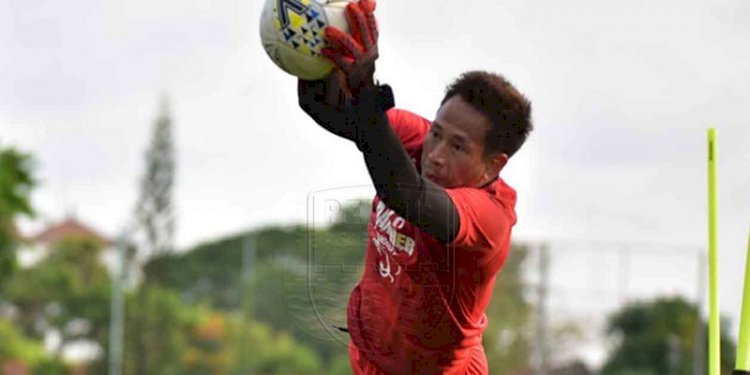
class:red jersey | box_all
[347,109,518,374]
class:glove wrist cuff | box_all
[355,83,394,113]
[354,83,395,152]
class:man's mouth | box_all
[424,171,443,184]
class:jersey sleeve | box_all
[386,108,431,149]
[444,187,517,252]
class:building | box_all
[17,216,113,270]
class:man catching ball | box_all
[298,0,533,373]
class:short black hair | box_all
[441,71,532,158]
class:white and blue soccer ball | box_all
[260,0,353,80]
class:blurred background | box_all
[2,0,749,374]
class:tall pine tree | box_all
[131,96,176,375]
[135,96,176,262]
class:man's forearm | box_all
[359,109,421,202]
[356,97,459,244]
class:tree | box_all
[3,237,112,365]
[131,97,177,374]
[135,96,176,262]
[122,286,194,375]
[0,317,71,374]
[142,223,364,367]
[184,312,324,375]
[118,285,324,375]
[0,318,44,366]
[231,318,323,374]
[601,296,736,375]
[482,244,534,374]
[0,147,35,286]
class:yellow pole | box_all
[708,128,720,375]
[736,226,750,372]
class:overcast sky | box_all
[2,0,750,339]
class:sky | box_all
[2,0,750,350]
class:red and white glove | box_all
[321,0,379,100]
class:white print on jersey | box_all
[373,201,416,283]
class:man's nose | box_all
[427,142,447,166]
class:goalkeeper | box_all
[298,1,533,373]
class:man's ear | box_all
[485,152,509,180]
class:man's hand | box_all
[297,75,357,142]
[321,0,379,100]
[298,74,347,110]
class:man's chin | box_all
[424,174,451,188]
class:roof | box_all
[31,217,110,247]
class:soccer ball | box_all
[260,0,353,80]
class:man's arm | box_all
[297,75,356,143]
[356,91,460,244]
[299,77,459,241]
[318,0,460,244]
[300,81,461,243]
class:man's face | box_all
[421,96,507,189]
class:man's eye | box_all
[452,144,463,152]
